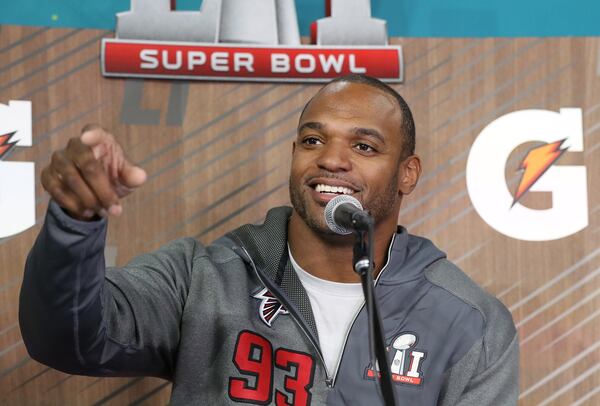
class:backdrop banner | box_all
[0,24,599,405]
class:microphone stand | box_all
[352,216,397,406]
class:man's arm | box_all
[19,125,197,379]
[437,298,519,406]
[439,332,519,405]
[19,200,198,379]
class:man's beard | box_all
[288,173,400,235]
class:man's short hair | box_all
[302,74,416,159]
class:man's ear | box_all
[292,141,296,154]
[398,155,422,195]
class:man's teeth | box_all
[315,184,355,195]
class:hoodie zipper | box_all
[330,233,397,387]
[237,245,333,384]
[235,231,396,388]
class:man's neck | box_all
[287,211,396,283]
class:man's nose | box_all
[316,142,352,172]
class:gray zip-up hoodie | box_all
[19,201,519,405]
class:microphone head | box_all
[324,195,363,235]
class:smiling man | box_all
[20,74,519,405]
[288,76,420,284]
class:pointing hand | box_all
[41,124,147,220]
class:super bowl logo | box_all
[101,0,403,82]
[466,108,588,241]
[364,332,426,386]
[0,101,35,239]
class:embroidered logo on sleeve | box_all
[253,287,289,327]
[364,332,427,386]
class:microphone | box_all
[324,195,374,235]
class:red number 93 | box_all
[228,330,316,405]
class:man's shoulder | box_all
[121,236,244,274]
[424,258,517,363]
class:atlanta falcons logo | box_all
[253,287,288,327]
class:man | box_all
[19,74,519,405]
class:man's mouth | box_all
[314,184,356,195]
[306,178,361,202]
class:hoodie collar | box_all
[226,206,320,344]
[226,206,447,286]
[224,206,447,333]
[377,226,447,285]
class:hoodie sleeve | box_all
[437,305,520,406]
[438,332,519,406]
[424,258,520,406]
[19,200,198,380]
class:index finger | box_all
[80,125,113,154]
[68,140,120,212]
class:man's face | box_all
[289,82,407,234]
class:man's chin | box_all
[290,205,330,234]
[290,206,357,245]
[290,187,342,235]
[299,212,331,234]
[307,221,338,236]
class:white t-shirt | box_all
[288,247,365,376]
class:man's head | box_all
[289,74,421,235]
[299,74,416,159]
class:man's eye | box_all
[356,143,375,153]
[302,137,322,145]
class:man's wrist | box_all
[48,199,107,234]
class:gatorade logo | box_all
[0,100,35,239]
[466,108,588,241]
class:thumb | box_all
[119,161,147,188]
